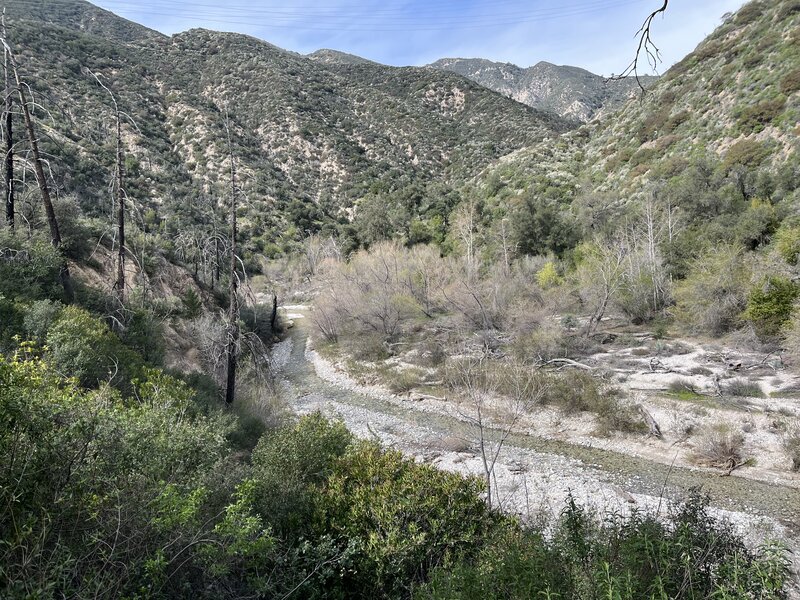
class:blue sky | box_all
[92,0,746,75]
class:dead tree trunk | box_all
[224,113,239,405]
[2,36,73,300]
[90,71,126,316]
[270,293,278,333]
[114,100,125,307]
[3,15,13,229]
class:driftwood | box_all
[638,405,662,438]
[542,358,594,371]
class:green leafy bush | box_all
[735,97,787,134]
[251,413,352,538]
[673,245,751,336]
[317,442,494,598]
[744,276,799,338]
[722,139,771,171]
[0,231,63,301]
[773,222,800,264]
[22,299,64,345]
[45,305,142,389]
[0,349,237,598]
[123,307,166,365]
[418,490,788,600]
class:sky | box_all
[90,0,747,75]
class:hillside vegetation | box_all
[0,0,798,597]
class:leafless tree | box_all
[446,358,544,509]
[2,11,13,229]
[89,70,130,319]
[0,32,73,300]
[303,233,341,280]
[451,197,480,281]
[578,238,629,336]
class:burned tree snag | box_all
[90,71,126,313]
[270,293,278,334]
[1,35,73,300]
[224,112,239,405]
[3,14,12,229]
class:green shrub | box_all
[181,287,203,318]
[536,261,563,289]
[46,306,142,389]
[385,367,423,393]
[673,245,751,336]
[23,299,64,345]
[542,372,645,434]
[722,139,771,171]
[318,441,494,598]
[778,1,800,20]
[52,195,93,260]
[418,490,788,599]
[744,276,799,338]
[0,349,237,598]
[724,378,765,398]
[780,68,800,94]
[251,414,353,538]
[773,223,800,264]
[123,307,165,365]
[0,230,63,301]
[735,97,787,133]
[734,1,765,25]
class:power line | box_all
[8,0,648,32]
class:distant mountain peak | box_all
[428,57,657,122]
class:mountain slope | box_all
[5,0,161,41]
[4,0,573,257]
[583,0,800,194]
[468,0,799,266]
[429,58,656,122]
[479,0,799,198]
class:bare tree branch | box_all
[609,0,669,93]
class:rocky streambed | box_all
[273,306,800,590]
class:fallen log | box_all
[638,405,662,438]
[542,358,594,371]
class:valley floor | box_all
[274,306,800,595]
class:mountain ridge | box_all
[428,56,658,122]
[2,0,573,257]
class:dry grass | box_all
[668,377,700,395]
[693,426,747,472]
[783,428,800,472]
[724,378,764,398]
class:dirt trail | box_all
[274,307,800,588]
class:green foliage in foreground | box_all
[0,340,790,599]
[418,493,789,600]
